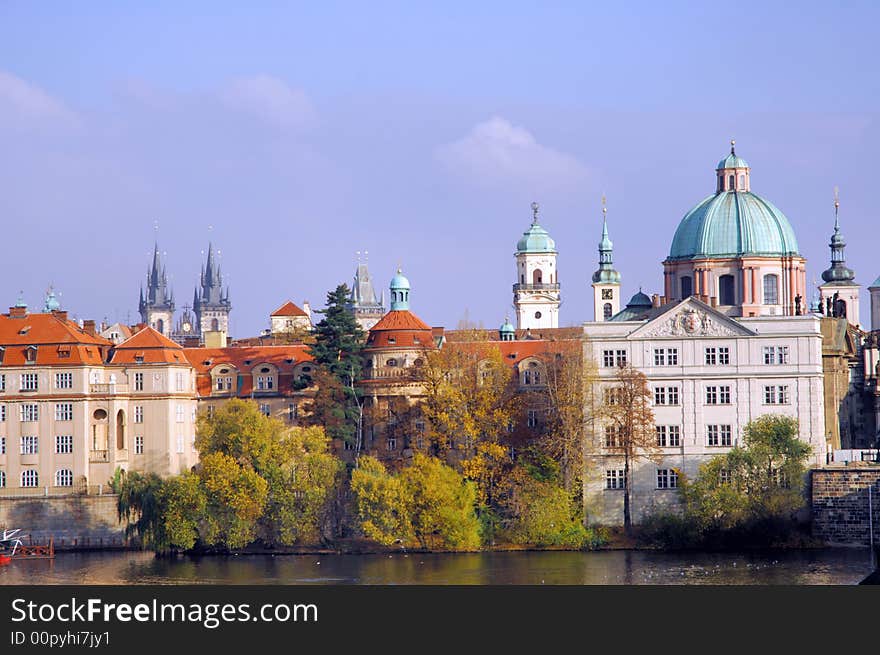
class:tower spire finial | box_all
[833,185,840,230]
[531,201,539,225]
[730,138,736,155]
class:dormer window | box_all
[388,337,396,344]
[24,345,37,363]
[386,359,398,367]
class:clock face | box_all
[182,322,192,333]
[602,289,614,300]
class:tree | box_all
[421,343,520,456]
[158,472,207,551]
[199,452,269,549]
[537,340,596,495]
[117,471,165,548]
[598,363,659,535]
[306,283,366,448]
[681,415,811,541]
[350,455,412,546]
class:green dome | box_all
[717,153,749,170]
[517,223,556,253]
[500,318,515,334]
[609,290,653,322]
[668,191,799,260]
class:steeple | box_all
[592,196,621,285]
[347,254,385,330]
[193,242,232,340]
[821,188,855,284]
[818,188,860,326]
[138,242,175,335]
[513,201,560,329]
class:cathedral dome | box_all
[668,145,799,261]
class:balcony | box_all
[89,450,109,463]
[89,383,129,395]
[512,283,560,292]
[365,366,418,380]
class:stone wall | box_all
[0,494,127,550]
[811,466,880,546]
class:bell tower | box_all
[818,189,860,327]
[138,243,175,337]
[513,202,560,330]
[591,196,621,321]
[193,243,232,341]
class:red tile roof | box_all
[109,326,188,365]
[182,344,316,397]
[443,339,580,368]
[369,310,432,332]
[0,312,112,366]
[271,301,308,317]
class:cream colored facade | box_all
[582,298,826,525]
[0,363,199,494]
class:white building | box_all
[513,202,560,330]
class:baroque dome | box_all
[516,202,556,254]
[668,146,799,261]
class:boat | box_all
[0,529,24,565]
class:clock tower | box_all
[591,197,621,321]
[513,202,560,330]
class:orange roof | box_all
[109,326,187,365]
[271,301,308,317]
[443,339,579,368]
[369,310,432,332]
[443,326,584,342]
[183,344,316,397]
[0,312,112,366]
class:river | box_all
[0,548,873,585]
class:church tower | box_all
[591,197,622,321]
[138,243,175,337]
[348,258,385,331]
[818,190,860,327]
[193,243,231,341]
[513,202,560,330]
[870,275,880,331]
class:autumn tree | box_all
[599,363,659,535]
[350,455,412,546]
[421,343,520,456]
[306,284,366,448]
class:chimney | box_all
[651,294,661,308]
[83,320,97,336]
[51,310,69,322]
[8,306,27,318]
[302,300,312,322]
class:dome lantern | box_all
[389,268,411,311]
[715,139,751,193]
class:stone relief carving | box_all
[639,308,741,338]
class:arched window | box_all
[763,274,779,305]
[55,469,73,487]
[156,318,164,334]
[21,469,38,487]
[719,275,735,305]
[532,269,543,285]
[0,470,5,488]
[739,174,745,189]
[523,370,532,385]
[210,318,219,331]
[116,410,125,450]
[386,358,398,367]
[728,174,734,190]
[603,303,613,319]
[680,276,693,299]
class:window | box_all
[657,469,678,489]
[763,274,779,305]
[55,435,73,454]
[135,435,144,455]
[653,348,678,366]
[387,437,397,451]
[55,372,73,389]
[718,347,730,365]
[134,406,144,423]
[763,385,790,405]
[718,274,735,305]
[739,174,745,188]
[20,436,38,455]
[0,374,5,391]
[176,434,184,454]
[0,437,5,454]
[527,410,539,429]
[705,386,730,405]
[653,386,680,406]
[259,403,271,417]
[656,425,680,447]
[55,469,73,487]
[20,373,38,391]
[705,347,730,365]
[705,348,715,365]
[604,426,620,448]
[0,405,5,421]
[176,405,185,423]
[0,470,4,487]
[21,469,38,487]
[604,388,624,405]
[134,372,144,391]
[523,370,532,385]
[603,303,613,319]
[174,371,183,392]
[719,469,731,485]
[605,469,626,490]
[257,376,266,390]
[763,346,789,365]
[603,350,627,367]
[680,276,692,299]
[55,403,73,421]
[20,404,38,422]
[707,425,732,447]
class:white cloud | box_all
[219,74,316,130]
[0,70,78,128]
[435,116,589,190]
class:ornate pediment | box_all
[631,301,754,339]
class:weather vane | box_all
[833,186,840,229]
[601,193,607,215]
[531,201,539,224]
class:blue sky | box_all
[1,1,878,334]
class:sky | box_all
[1,1,878,335]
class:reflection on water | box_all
[0,548,872,585]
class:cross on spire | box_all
[531,201,539,224]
